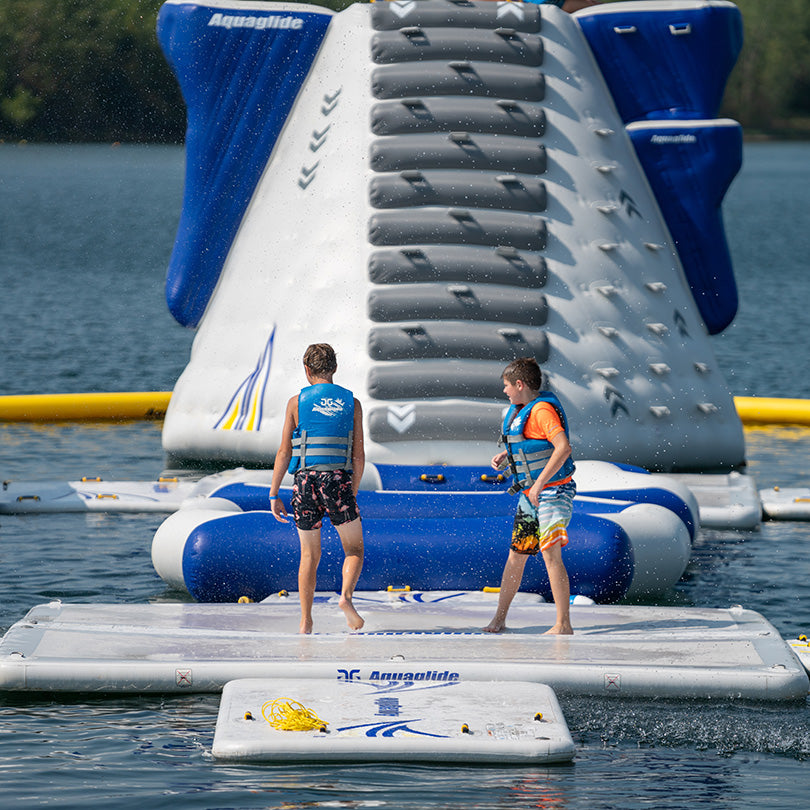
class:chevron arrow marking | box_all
[673,310,690,338]
[619,190,642,218]
[391,1,416,19]
[298,162,319,189]
[603,385,630,418]
[497,2,524,20]
[387,404,416,433]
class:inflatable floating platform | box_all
[0,464,764,531]
[0,468,270,515]
[0,476,197,514]
[788,636,810,676]
[213,676,575,764]
[61,0,755,620]
[137,0,756,608]
[669,471,762,530]
[1,591,806,701]
[759,487,810,522]
[1,461,699,604]
[152,460,697,604]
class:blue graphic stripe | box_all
[213,326,275,431]
[336,720,449,738]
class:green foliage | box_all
[1,0,808,142]
[1,86,39,127]
[721,0,810,136]
[0,0,185,142]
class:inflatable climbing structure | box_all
[158,0,745,473]
[150,0,745,603]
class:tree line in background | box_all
[0,0,808,144]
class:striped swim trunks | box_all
[510,481,576,556]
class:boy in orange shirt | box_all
[484,357,576,634]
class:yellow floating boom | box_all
[1,393,810,427]
[733,397,810,427]
[0,392,172,423]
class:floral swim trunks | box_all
[292,469,360,531]
[510,481,576,556]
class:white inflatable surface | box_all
[0,468,276,514]
[1,591,805,700]
[669,471,762,529]
[213,677,575,764]
[760,487,810,521]
[0,477,196,514]
[788,638,810,677]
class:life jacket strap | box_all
[292,429,353,471]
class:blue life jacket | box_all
[288,383,355,473]
[502,391,575,494]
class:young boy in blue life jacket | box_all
[484,357,576,635]
[269,343,365,634]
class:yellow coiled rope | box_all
[261,698,329,732]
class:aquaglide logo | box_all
[650,133,698,145]
[368,669,460,682]
[312,397,346,418]
[208,13,304,31]
[370,669,460,682]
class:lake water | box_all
[1,141,810,808]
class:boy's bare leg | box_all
[297,529,322,634]
[336,518,364,630]
[484,550,528,633]
[541,542,573,635]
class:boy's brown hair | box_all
[502,357,544,391]
[303,343,338,377]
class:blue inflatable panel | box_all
[611,462,652,475]
[209,465,695,536]
[628,120,742,334]
[157,3,333,327]
[210,487,517,518]
[206,468,512,506]
[374,464,510,493]
[576,487,696,540]
[577,2,742,123]
[181,510,633,604]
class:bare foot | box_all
[543,623,573,635]
[483,619,506,633]
[339,597,364,631]
[299,618,313,635]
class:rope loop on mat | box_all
[261,698,328,732]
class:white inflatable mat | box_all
[0,468,274,514]
[212,677,575,764]
[668,472,762,529]
[788,637,810,676]
[760,487,810,521]
[0,478,196,513]
[1,592,806,700]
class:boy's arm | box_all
[351,397,365,496]
[269,395,298,521]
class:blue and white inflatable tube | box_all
[152,462,694,603]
